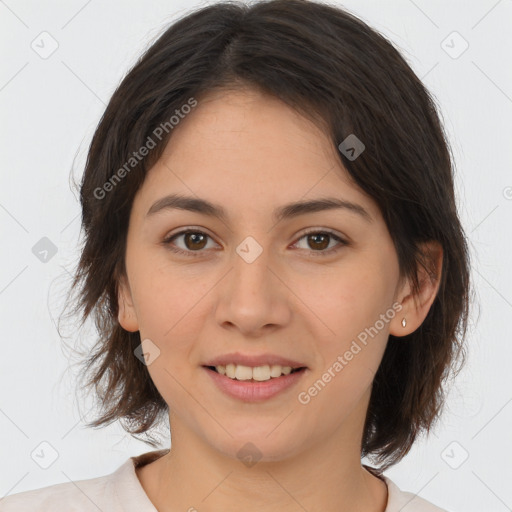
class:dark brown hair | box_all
[61,0,471,473]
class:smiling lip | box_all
[203,352,307,368]
[203,366,307,402]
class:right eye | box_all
[162,229,219,257]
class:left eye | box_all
[162,229,347,257]
[292,230,347,256]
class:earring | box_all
[401,318,407,328]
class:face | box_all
[118,87,408,462]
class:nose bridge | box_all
[215,235,290,333]
[231,237,273,302]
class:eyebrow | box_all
[146,193,372,224]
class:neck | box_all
[136,415,388,512]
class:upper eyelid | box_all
[163,227,217,244]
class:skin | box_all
[117,87,443,512]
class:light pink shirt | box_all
[0,449,449,511]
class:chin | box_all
[206,423,308,464]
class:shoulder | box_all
[0,473,117,511]
[382,475,451,512]
[0,449,168,511]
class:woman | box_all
[1,0,470,510]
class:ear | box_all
[117,273,139,332]
[390,240,443,337]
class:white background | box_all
[1,1,511,510]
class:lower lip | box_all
[203,366,307,402]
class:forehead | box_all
[166,87,333,165]
[133,87,379,222]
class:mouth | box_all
[203,364,307,382]
[202,363,308,402]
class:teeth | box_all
[235,364,253,380]
[214,364,297,381]
[226,363,236,379]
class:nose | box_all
[214,243,292,337]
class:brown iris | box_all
[306,233,330,251]
[183,232,208,250]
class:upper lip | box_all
[203,352,307,369]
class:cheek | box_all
[130,254,208,333]
[297,261,391,341]
[131,266,210,410]
[294,257,395,389]
[131,262,228,393]
[296,298,389,426]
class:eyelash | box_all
[162,228,348,258]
